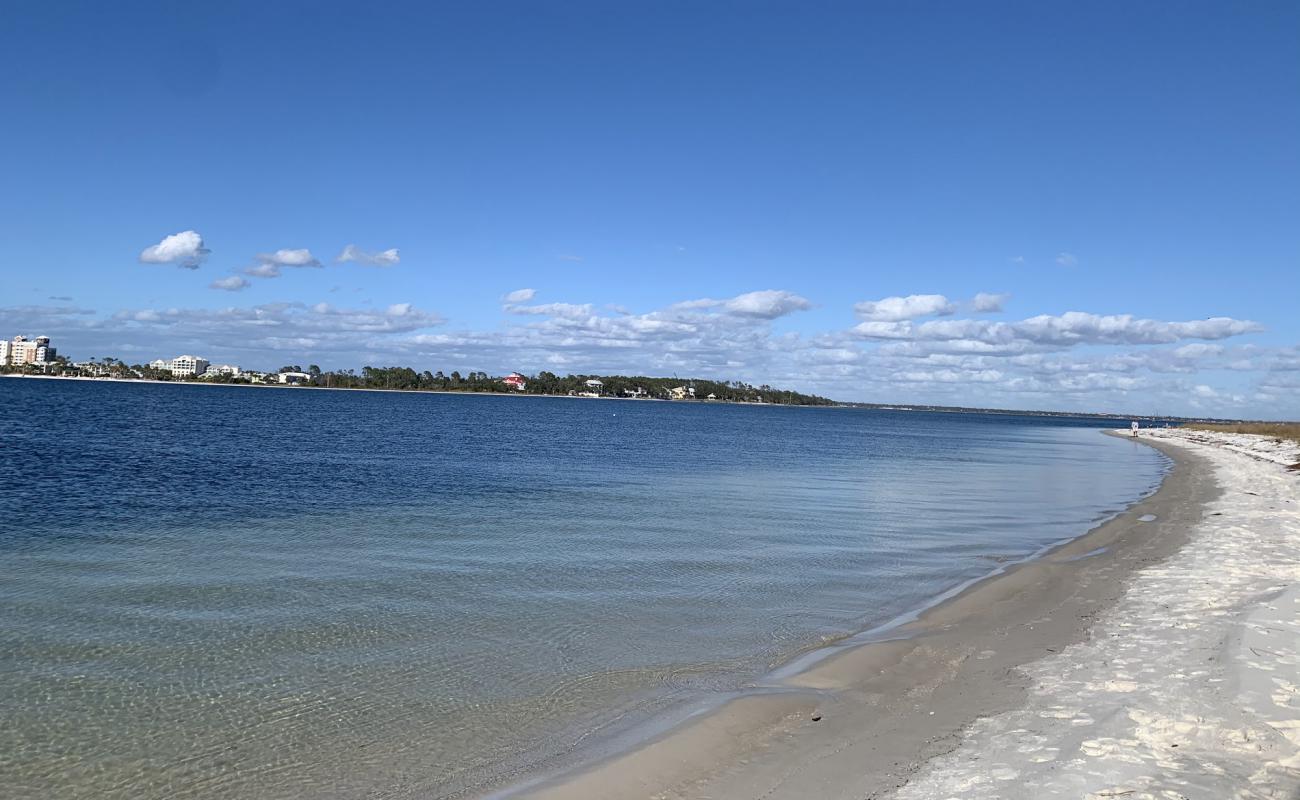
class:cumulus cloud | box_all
[263,249,320,267]
[139,230,209,269]
[1056,252,1078,267]
[337,244,400,266]
[243,248,322,278]
[209,276,250,292]
[722,290,812,319]
[854,311,1262,350]
[97,302,446,358]
[506,302,595,319]
[971,292,1009,313]
[851,321,914,339]
[664,290,812,320]
[854,294,956,322]
[503,288,537,304]
[1173,343,1224,359]
[245,263,282,278]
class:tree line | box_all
[15,357,833,406]
[294,366,832,405]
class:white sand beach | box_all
[896,427,1300,798]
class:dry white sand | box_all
[896,428,1300,799]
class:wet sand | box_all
[494,429,1299,799]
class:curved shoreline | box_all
[484,433,1207,799]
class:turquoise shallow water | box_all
[0,380,1166,798]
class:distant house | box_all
[279,371,312,385]
[706,393,717,400]
[584,379,603,390]
[202,364,241,379]
[502,372,527,391]
[669,386,688,400]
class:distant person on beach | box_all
[1131,421,1139,437]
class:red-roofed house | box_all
[502,373,527,391]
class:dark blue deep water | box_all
[0,379,1166,798]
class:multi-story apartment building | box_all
[1,335,56,366]
[148,355,211,376]
[168,355,210,377]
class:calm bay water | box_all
[0,379,1166,799]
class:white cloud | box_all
[209,276,250,292]
[102,303,445,355]
[244,248,321,278]
[261,248,320,267]
[851,321,915,339]
[506,302,595,319]
[503,288,537,304]
[668,290,812,320]
[1173,343,1224,359]
[1056,252,1078,267]
[337,244,400,266]
[971,292,1008,313]
[854,294,956,322]
[855,312,1261,350]
[722,290,812,319]
[245,263,282,278]
[139,230,209,269]
[1007,312,1260,346]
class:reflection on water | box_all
[0,381,1166,798]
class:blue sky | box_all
[2,1,1297,416]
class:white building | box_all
[170,355,208,377]
[279,371,312,385]
[201,364,241,378]
[1,335,56,366]
[72,360,111,376]
[150,355,211,377]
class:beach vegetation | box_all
[1185,422,1300,469]
[1184,422,1300,446]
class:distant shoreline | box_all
[0,372,802,408]
[2,372,1255,423]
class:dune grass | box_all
[1184,423,1300,468]
[1184,422,1300,446]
